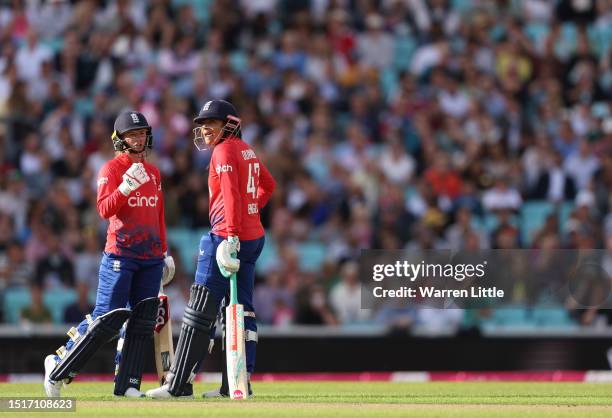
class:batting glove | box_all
[216,236,240,277]
[118,163,150,196]
[161,253,175,286]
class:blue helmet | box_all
[111,111,152,153]
[193,99,238,124]
[193,100,241,150]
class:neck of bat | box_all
[230,273,238,305]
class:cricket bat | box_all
[153,284,174,385]
[226,272,248,399]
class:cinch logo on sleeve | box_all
[216,164,233,174]
[128,192,159,207]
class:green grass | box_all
[1,382,612,417]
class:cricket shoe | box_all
[145,383,193,399]
[202,388,227,398]
[121,387,145,398]
[43,355,62,397]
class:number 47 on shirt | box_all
[246,163,259,198]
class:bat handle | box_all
[229,273,238,305]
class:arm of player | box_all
[96,164,129,219]
[257,161,276,209]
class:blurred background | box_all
[0,0,611,375]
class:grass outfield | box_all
[1,382,611,417]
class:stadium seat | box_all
[3,287,31,324]
[297,242,326,273]
[491,306,531,326]
[171,0,212,23]
[558,202,575,234]
[43,288,78,324]
[379,68,398,101]
[532,308,574,327]
[167,227,209,273]
[393,35,416,71]
[588,23,612,57]
[255,235,278,275]
[524,22,549,50]
[481,212,519,234]
[520,201,553,245]
[451,0,474,13]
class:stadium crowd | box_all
[0,0,611,331]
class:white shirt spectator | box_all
[547,168,565,202]
[439,88,471,119]
[15,41,52,82]
[329,262,370,324]
[482,185,522,211]
[564,150,599,190]
[329,280,369,324]
[410,42,448,76]
[28,1,73,39]
[357,16,394,70]
[379,145,415,185]
[522,0,554,22]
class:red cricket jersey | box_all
[208,137,276,240]
[96,153,167,259]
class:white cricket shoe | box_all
[202,388,226,398]
[146,383,193,399]
[123,387,145,398]
[146,384,172,399]
[43,355,61,398]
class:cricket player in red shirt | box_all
[44,111,175,398]
[147,100,276,398]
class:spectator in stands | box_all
[253,270,295,325]
[482,177,522,212]
[531,151,577,202]
[73,232,102,291]
[0,240,32,288]
[295,277,338,325]
[329,261,369,324]
[20,284,52,324]
[34,235,75,288]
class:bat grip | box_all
[229,273,238,305]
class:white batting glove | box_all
[161,253,175,286]
[216,236,240,277]
[118,163,150,196]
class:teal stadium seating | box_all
[43,288,77,324]
[3,287,77,324]
[3,287,31,324]
[520,201,574,246]
[167,228,209,274]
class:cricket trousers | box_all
[58,253,163,365]
[194,232,265,373]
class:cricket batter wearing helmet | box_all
[43,111,175,398]
[147,99,276,398]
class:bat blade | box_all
[154,288,174,385]
[226,303,248,399]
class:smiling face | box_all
[123,128,148,153]
[197,119,225,146]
